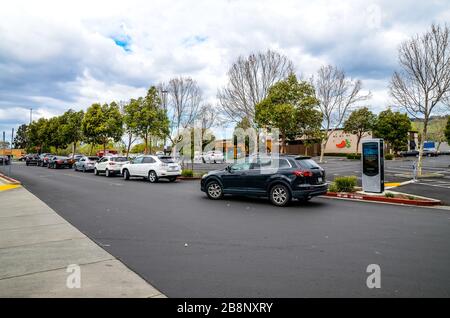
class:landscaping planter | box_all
[325,192,441,206]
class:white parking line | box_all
[415,182,450,189]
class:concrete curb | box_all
[178,176,202,180]
[325,192,441,206]
[0,173,21,185]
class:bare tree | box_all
[314,65,371,163]
[167,77,202,142]
[390,24,450,175]
[218,49,294,125]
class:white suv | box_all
[204,151,224,163]
[121,155,182,183]
[94,156,129,177]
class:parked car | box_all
[204,150,225,163]
[96,149,118,158]
[400,149,438,157]
[155,151,164,156]
[18,154,28,161]
[73,156,99,172]
[25,154,40,166]
[0,155,10,165]
[38,153,54,167]
[47,156,73,169]
[94,156,129,177]
[121,155,182,183]
[201,155,328,207]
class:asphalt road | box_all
[4,162,450,297]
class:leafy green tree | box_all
[82,102,124,154]
[446,117,450,144]
[28,118,50,153]
[255,74,320,153]
[48,116,67,152]
[134,87,170,154]
[13,124,28,149]
[122,99,140,157]
[59,109,84,155]
[373,109,411,154]
[343,107,376,153]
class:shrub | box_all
[181,169,194,177]
[328,182,338,193]
[384,192,395,198]
[385,153,394,160]
[333,176,357,192]
[324,153,348,157]
[346,153,361,160]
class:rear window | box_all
[88,157,98,161]
[112,157,128,162]
[159,156,175,163]
[296,158,320,169]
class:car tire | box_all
[206,180,223,200]
[82,166,86,173]
[269,184,291,207]
[148,170,158,183]
[26,162,29,166]
[105,169,111,177]
[94,168,99,175]
[123,169,130,180]
[73,165,77,171]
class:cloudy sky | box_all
[1,0,449,139]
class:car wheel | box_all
[168,176,176,182]
[123,169,130,180]
[206,180,223,200]
[148,170,158,183]
[82,166,86,173]
[270,184,291,207]
[73,165,77,171]
[26,162,29,166]
[47,163,51,169]
[94,168,99,175]
[105,169,111,177]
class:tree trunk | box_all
[144,133,148,155]
[103,141,106,155]
[417,117,428,176]
[126,133,132,158]
[281,134,286,154]
[149,138,152,154]
[319,139,327,163]
[356,135,361,154]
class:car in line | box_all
[94,156,129,177]
[37,153,54,167]
[204,150,225,163]
[25,154,40,166]
[201,155,328,207]
[121,155,182,183]
[47,156,73,169]
[73,156,99,172]
[0,155,11,165]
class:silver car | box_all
[73,156,99,172]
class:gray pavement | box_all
[0,186,165,298]
[6,162,450,297]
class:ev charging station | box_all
[361,139,384,193]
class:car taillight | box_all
[293,170,312,177]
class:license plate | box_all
[318,177,323,183]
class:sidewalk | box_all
[0,180,166,298]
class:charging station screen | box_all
[363,142,379,176]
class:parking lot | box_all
[3,159,450,297]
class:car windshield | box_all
[88,157,98,161]
[159,156,175,163]
[111,157,128,162]
[296,158,320,169]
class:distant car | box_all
[38,153,54,167]
[73,156,99,172]
[18,154,28,161]
[204,151,224,163]
[25,154,40,166]
[0,155,10,165]
[47,156,72,169]
[400,149,438,157]
[94,156,129,177]
[201,155,328,207]
[121,155,182,183]
[155,151,165,156]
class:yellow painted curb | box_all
[385,182,401,187]
[0,184,21,191]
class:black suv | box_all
[201,155,327,207]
